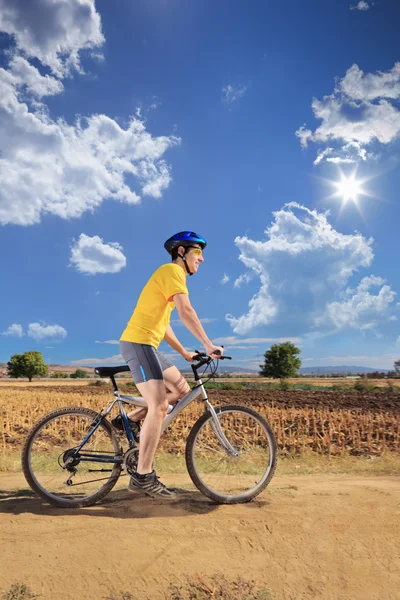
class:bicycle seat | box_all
[94,365,130,377]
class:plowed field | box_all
[1,384,399,411]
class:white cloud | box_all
[220,273,230,285]
[0,3,180,227]
[8,55,64,97]
[222,84,247,103]
[1,323,24,337]
[70,234,127,275]
[27,322,67,341]
[322,276,397,332]
[226,203,397,336]
[296,63,400,163]
[350,1,371,10]
[71,354,122,366]
[214,336,302,346]
[234,272,253,288]
[0,0,104,77]
[95,340,120,345]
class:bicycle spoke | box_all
[187,406,277,501]
[23,408,121,506]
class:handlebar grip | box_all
[192,350,207,359]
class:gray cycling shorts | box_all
[120,341,174,384]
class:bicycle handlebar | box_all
[192,350,232,361]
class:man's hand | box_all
[205,344,224,359]
[182,350,195,363]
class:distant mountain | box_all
[182,365,258,374]
[299,365,388,375]
[0,362,257,376]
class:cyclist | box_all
[116,232,224,499]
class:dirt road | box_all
[1,472,399,600]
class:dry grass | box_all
[1,385,399,461]
[2,576,273,600]
[0,583,38,600]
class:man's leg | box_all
[128,377,177,499]
[163,366,191,401]
[135,379,168,474]
[126,365,190,421]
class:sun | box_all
[322,168,376,217]
[334,173,365,203]
[333,172,366,204]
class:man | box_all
[117,231,224,499]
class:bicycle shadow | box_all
[0,486,233,519]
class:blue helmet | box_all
[164,231,207,255]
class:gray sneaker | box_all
[128,471,177,500]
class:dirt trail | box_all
[1,472,399,600]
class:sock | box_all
[136,471,153,479]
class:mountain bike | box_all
[22,352,278,508]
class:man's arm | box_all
[173,294,223,358]
[164,324,193,361]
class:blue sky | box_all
[1,0,399,371]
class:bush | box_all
[51,371,69,379]
[353,381,376,393]
[1,583,38,600]
[169,573,272,600]
[105,593,135,600]
[385,381,400,394]
[278,379,291,391]
[331,384,352,393]
[70,369,89,379]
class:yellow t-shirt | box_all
[120,263,188,348]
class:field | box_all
[1,381,399,599]
[1,381,399,461]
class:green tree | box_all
[70,368,89,379]
[259,342,301,379]
[7,351,48,382]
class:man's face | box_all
[181,244,204,274]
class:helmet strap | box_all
[179,249,193,276]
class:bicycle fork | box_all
[205,400,239,457]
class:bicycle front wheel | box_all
[22,407,122,508]
[186,404,277,504]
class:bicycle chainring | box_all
[122,447,139,475]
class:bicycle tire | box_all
[185,404,277,504]
[22,406,122,508]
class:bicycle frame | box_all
[118,377,207,434]
[71,372,237,468]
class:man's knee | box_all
[179,381,190,398]
[151,398,169,415]
[168,381,190,403]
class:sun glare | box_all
[334,173,365,204]
[322,168,375,218]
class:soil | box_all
[1,472,399,600]
[1,384,399,413]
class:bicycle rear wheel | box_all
[22,407,122,508]
[186,404,277,504]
